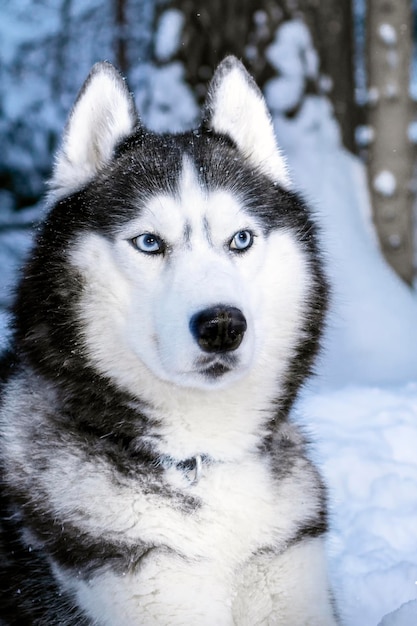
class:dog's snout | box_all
[190,306,247,353]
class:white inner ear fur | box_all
[50,63,137,201]
[207,58,292,189]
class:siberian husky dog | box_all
[0,57,339,625]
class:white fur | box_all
[232,537,338,625]
[207,58,292,189]
[50,63,136,200]
[71,540,337,626]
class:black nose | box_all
[190,306,247,353]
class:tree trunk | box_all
[366,0,414,285]
[153,0,292,103]
[299,0,357,152]
[115,0,128,74]
[52,0,73,98]
[157,0,356,150]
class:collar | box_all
[156,453,212,485]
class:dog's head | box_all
[15,58,327,402]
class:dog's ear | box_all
[204,56,291,188]
[49,62,138,200]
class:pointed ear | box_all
[204,56,291,188]
[49,62,138,200]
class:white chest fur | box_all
[59,452,328,626]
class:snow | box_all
[272,93,417,389]
[253,10,268,27]
[379,601,417,625]
[373,170,397,197]
[355,124,375,146]
[408,120,417,143]
[142,62,199,133]
[1,10,417,626]
[154,9,185,62]
[298,384,417,625]
[368,86,381,104]
[378,23,398,47]
[0,2,60,65]
[264,19,319,113]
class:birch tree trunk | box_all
[366,0,414,285]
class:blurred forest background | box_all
[0,0,416,285]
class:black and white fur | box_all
[0,57,338,625]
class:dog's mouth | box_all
[202,361,232,379]
[195,354,238,379]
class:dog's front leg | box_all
[232,536,340,626]
[70,549,234,626]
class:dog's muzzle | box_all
[190,306,247,353]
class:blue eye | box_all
[229,230,253,252]
[132,233,165,254]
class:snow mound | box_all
[271,95,417,388]
[299,384,417,626]
[378,600,417,625]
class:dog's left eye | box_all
[132,233,165,254]
[229,230,254,252]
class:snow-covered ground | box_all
[1,11,417,626]
[299,384,417,625]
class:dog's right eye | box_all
[131,233,165,255]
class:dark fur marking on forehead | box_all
[183,221,192,246]
[93,128,299,236]
[203,216,213,247]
